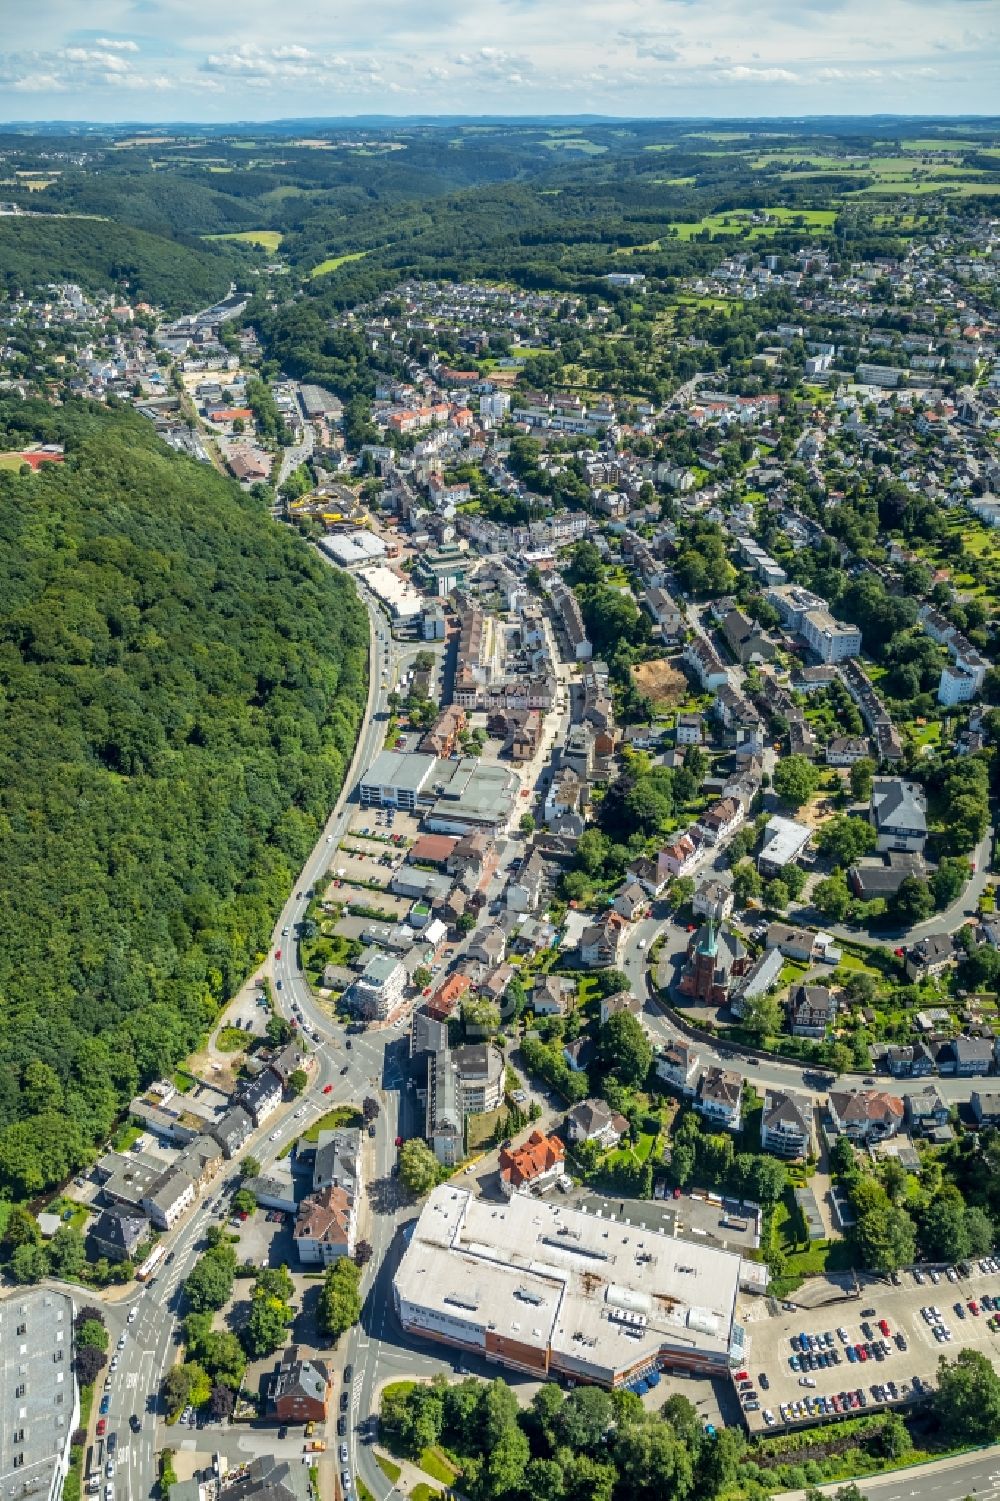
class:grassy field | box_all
[663,206,838,242]
[0,453,27,471]
[375,1456,401,1483]
[309,250,370,278]
[208,229,283,251]
[215,1026,250,1053]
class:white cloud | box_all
[0,0,995,114]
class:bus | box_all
[136,1242,167,1283]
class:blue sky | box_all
[0,0,997,121]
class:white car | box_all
[109,1357,119,1372]
[295,1108,306,1119]
[117,1333,126,1350]
[127,1308,137,1324]
[106,1462,115,1479]
[270,1130,281,1141]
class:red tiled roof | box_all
[499,1130,565,1189]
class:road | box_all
[775,1445,1000,1501]
[620,907,989,1107]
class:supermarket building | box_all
[393,1186,746,1388]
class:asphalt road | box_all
[775,1446,1000,1501]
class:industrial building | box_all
[394,1186,746,1388]
[0,1290,78,1501]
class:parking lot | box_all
[738,1260,1000,1434]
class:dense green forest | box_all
[0,400,369,1199]
[0,218,238,313]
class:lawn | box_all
[376,1456,401,1483]
[309,250,370,278]
[298,1105,363,1144]
[419,1448,459,1485]
[216,1026,250,1054]
[171,1070,194,1094]
[766,1192,855,1296]
[411,1487,444,1501]
[207,229,283,251]
[111,1119,143,1151]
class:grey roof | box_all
[0,1290,76,1498]
[241,1068,283,1114]
[361,748,438,793]
[763,1088,811,1133]
[86,1205,149,1261]
[872,777,927,834]
[312,1129,362,1198]
[220,1453,313,1501]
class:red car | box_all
[96,1420,107,1437]
[969,1301,980,1316]
[878,1318,890,1337]
[275,948,281,960]
[856,1344,867,1361]
[395,1135,404,1147]
[323,1083,333,1094]
[734,1370,748,1382]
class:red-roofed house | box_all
[498,1130,565,1198]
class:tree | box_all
[850,758,876,802]
[920,1192,970,1262]
[764,878,790,912]
[75,1344,108,1386]
[288,1069,308,1096]
[964,1205,995,1258]
[241,1295,291,1359]
[773,755,821,810]
[184,1247,236,1313]
[731,861,762,907]
[412,967,432,991]
[209,1383,235,1422]
[4,1204,41,1247]
[599,1011,653,1088]
[554,1386,612,1452]
[317,1259,362,1342]
[362,1096,380,1122]
[76,1318,109,1352]
[931,857,967,910]
[10,1242,48,1283]
[933,1349,1000,1442]
[890,877,934,925]
[813,871,852,921]
[49,1226,86,1278]
[524,1458,566,1501]
[740,992,783,1041]
[399,1138,440,1196]
[519,813,536,835]
[354,1239,373,1267]
[266,1015,293,1047]
[232,1188,257,1217]
[816,815,877,867]
[240,1155,261,1179]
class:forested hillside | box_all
[0,401,369,1198]
[0,217,239,313]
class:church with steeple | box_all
[678,918,749,1006]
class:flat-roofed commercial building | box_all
[394,1186,745,1389]
[0,1290,78,1501]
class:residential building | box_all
[953,1036,994,1077]
[826,736,872,767]
[498,1129,566,1197]
[870,778,928,854]
[658,832,701,879]
[697,796,744,846]
[85,1206,149,1265]
[393,1185,745,1386]
[211,1105,255,1159]
[599,991,642,1026]
[683,636,730,691]
[904,933,954,982]
[293,1184,356,1263]
[696,1067,744,1132]
[758,816,812,876]
[826,1089,905,1144]
[564,1098,629,1149]
[0,1290,78,1501]
[579,912,626,969]
[801,608,862,664]
[729,948,783,1016]
[787,983,837,1039]
[348,952,408,1022]
[312,1128,363,1200]
[693,879,734,924]
[142,1168,196,1231]
[720,608,775,665]
[905,1083,950,1133]
[239,1068,283,1127]
[760,1089,813,1158]
[676,713,705,746]
[613,881,648,922]
[532,974,573,1016]
[971,1090,1000,1127]
[656,1041,701,1097]
[885,1042,934,1080]
[264,1348,332,1425]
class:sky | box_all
[0,0,997,122]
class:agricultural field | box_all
[309,249,370,278]
[208,229,283,250]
